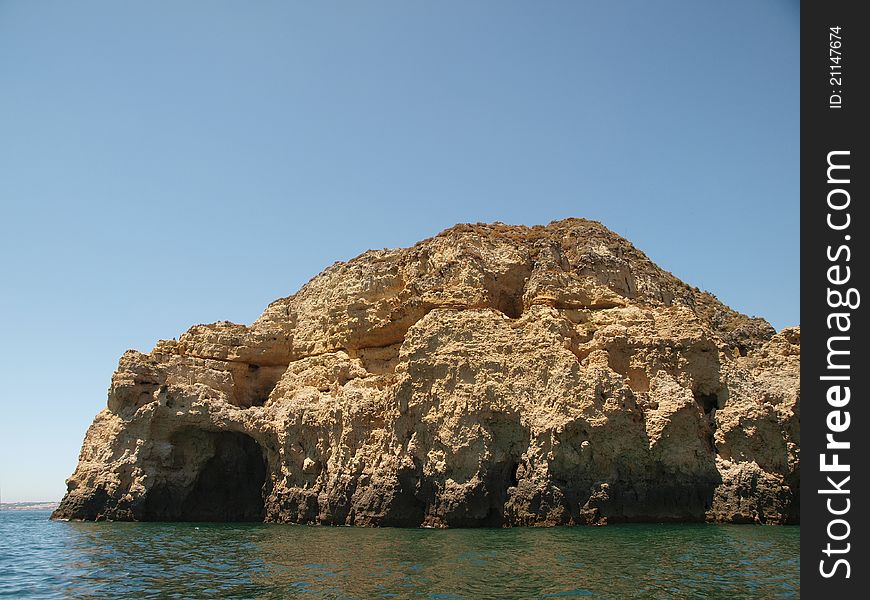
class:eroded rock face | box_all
[53,219,799,525]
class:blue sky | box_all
[0,1,798,502]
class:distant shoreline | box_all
[1,502,60,511]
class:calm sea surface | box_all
[0,510,798,599]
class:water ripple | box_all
[0,511,798,599]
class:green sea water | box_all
[0,510,798,598]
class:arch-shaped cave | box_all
[182,431,267,521]
[144,430,267,522]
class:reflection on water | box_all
[1,511,798,598]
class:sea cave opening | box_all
[146,430,268,522]
[183,431,266,521]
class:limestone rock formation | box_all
[53,219,799,525]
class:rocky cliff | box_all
[53,219,799,526]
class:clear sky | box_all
[0,1,798,502]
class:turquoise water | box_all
[0,511,798,598]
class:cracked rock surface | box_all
[53,219,799,525]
